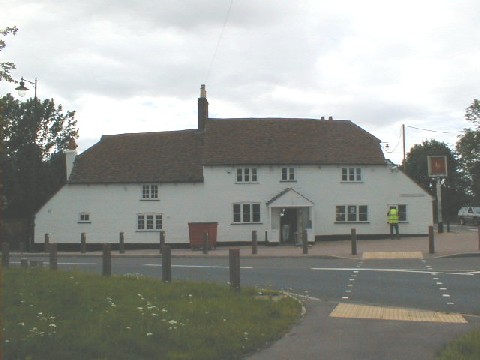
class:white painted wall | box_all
[35,164,433,244]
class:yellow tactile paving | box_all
[330,303,467,323]
[362,251,423,259]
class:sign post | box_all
[427,156,448,233]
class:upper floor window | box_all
[137,213,163,231]
[342,167,362,182]
[78,212,91,223]
[281,167,295,181]
[233,203,261,224]
[142,184,158,200]
[336,205,368,222]
[236,168,258,183]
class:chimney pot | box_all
[328,116,333,120]
[320,116,325,120]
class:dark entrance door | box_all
[280,208,297,243]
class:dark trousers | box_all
[390,223,400,239]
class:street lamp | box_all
[14,76,39,252]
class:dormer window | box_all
[236,168,258,183]
[142,184,158,200]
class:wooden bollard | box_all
[49,243,58,270]
[252,231,258,255]
[81,233,87,254]
[202,232,209,255]
[1,243,9,268]
[44,233,50,253]
[302,230,308,254]
[119,232,125,254]
[159,231,165,254]
[351,228,357,255]
[102,243,111,276]
[229,249,240,291]
[429,225,435,254]
[162,245,171,283]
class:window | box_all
[390,204,407,222]
[233,203,261,223]
[78,212,90,223]
[336,205,368,222]
[236,168,258,183]
[281,167,295,181]
[341,167,362,182]
[137,213,163,231]
[142,185,158,200]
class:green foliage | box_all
[437,328,480,360]
[402,139,468,219]
[456,99,480,203]
[0,93,78,218]
[2,269,301,360]
[0,26,18,83]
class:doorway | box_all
[280,208,297,244]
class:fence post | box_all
[1,242,9,268]
[81,233,87,254]
[351,228,357,255]
[202,232,209,255]
[159,231,165,254]
[162,245,171,283]
[44,233,50,253]
[252,230,258,255]
[102,243,111,276]
[429,225,435,254]
[229,249,240,291]
[119,232,125,254]
[49,243,58,270]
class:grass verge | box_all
[437,328,480,360]
[1,268,301,360]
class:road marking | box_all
[363,251,423,259]
[311,267,479,276]
[143,264,253,269]
[11,261,97,266]
[330,303,467,323]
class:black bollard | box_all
[229,249,240,291]
[81,233,87,254]
[49,243,58,270]
[351,228,357,255]
[302,230,308,255]
[429,226,435,254]
[102,243,111,276]
[252,231,258,255]
[1,242,9,268]
[202,232,209,255]
[162,245,172,283]
[119,232,125,254]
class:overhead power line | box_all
[406,125,463,134]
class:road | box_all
[11,254,480,316]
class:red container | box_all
[188,222,218,250]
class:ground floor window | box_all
[336,205,368,222]
[137,213,163,231]
[233,203,261,223]
[389,204,407,221]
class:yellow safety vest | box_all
[388,208,399,224]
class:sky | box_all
[1,0,479,164]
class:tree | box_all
[456,99,480,203]
[1,93,78,248]
[402,140,468,220]
[0,26,18,83]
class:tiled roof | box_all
[203,118,385,166]
[68,130,204,184]
[68,118,386,184]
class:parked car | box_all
[458,207,480,225]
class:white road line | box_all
[311,267,479,276]
[143,264,253,269]
[11,261,97,266]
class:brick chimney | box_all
[65,138,78,181]
[198,84,208,131]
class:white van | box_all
[458,207,480,225]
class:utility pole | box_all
[402,124,406,165]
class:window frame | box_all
[236,167,258,183]
[335,205,368,223]
[137,213,163,231]
[141,184,159,200]
[281,167,296,182]
[78,212,91,223]
[389,204,407,222]
[233,203,261,224]
[341,167,362,182]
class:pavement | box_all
[10,227,480,360]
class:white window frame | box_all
[341,167,362,182]
[281,167,295,182]
[233,203,261,224]
[335,205,368,222]
[78,212,91,223]
[141,184,159,200]
[137,213,163,231]
[236,167,258,183]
